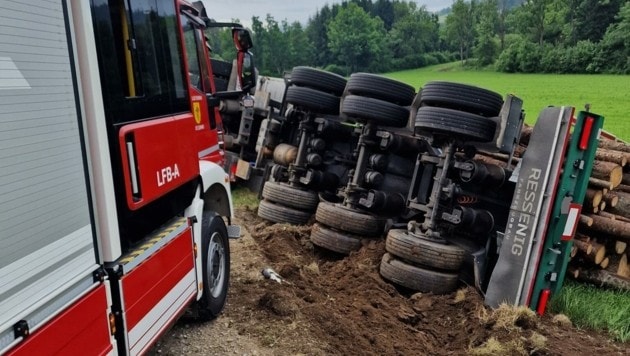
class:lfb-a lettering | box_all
[157,164,180,187]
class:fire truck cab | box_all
[0,0,249,354]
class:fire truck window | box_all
[180,15,203,91]
[91,0,189,123]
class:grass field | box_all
[384,63,630,141]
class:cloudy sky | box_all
[201,0,452,27]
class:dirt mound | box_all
[234,206,628,355]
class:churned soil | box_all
[153,206,629,355]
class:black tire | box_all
[290,66,347,96]
[419,81,503,117]
[379,253,459,294]
[346,73,416,106]
[385,229,465,271]
[310,223,362,254]
[285,86,340,115]
[258,199,312,225]
[262,181,319,212]
[197,214,230,320]
[342,95,409,128]
[415,106,496,142]
[315,202,385,236]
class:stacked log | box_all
[572,137,630,290]
[471,125,630,290]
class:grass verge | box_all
[385,63,630,141]
[549,280,630,342]
[232,187,260,209]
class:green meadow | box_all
[384,63,630,141]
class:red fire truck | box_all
[1,0,252,354]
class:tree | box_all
[326,3,386,73]
[387,2,441,69]
[474,0,499,65]
[445,0,476,64]
[598,1,630,73]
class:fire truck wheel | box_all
[290,66,347,96]
[285,86,341,115]
[379,253,459,294]
[346,73,416,106]
[310,223,363,254]
[257,199,312,225]
[419,81,504,117]
[261,181,319,212]
[415,106,497,143]
[315,202,386,236]
[341,95,409,128]
[385,229,466,271]
[198,214,230,320]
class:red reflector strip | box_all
[561,204,582,241]
[579,116,594,150]
[537,289,551,315]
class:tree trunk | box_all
[586,214,630,243]
[573,268,630,291]
[607,191,630,219]
[590,161,623,188]
[595,148,628,166]
[602,193,619,208]
[584,189,603,209]
[598,139,630,153]
[589,177,613,191]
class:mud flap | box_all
[485,107,572,308]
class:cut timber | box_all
[477,150,520,165]
[579,215,593,227]
[615,241,627,255]
[575,232,591,243]
[588,240,606,265]
[602,193,619,208]
[473,154,507,169]
[567,266,579,279]
[623,173,630,186]
[605,254,629,278]
[590,160,623,188]
[598,139,630,154]
[574,268,630,291]
[607,191,630,219]
[589,177,613,191]
[570,245,578,258]
[597,211,630,224]
[587,214,630,243]
[615,184,630,194]
[584,188,603,209]
[599,201,606,212]
[600,257,610,269]
[573,239,593,255]
[595,148,628,166]
[519,125,533,146]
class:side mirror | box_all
[237,51,256,92]
[232,28,253,51]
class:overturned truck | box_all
[254,71,603,313]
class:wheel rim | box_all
[207,231,226,298]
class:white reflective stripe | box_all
[128,269,196,355]
[198,144,220,158]
[0,57,31,90]
[562,207,580,238]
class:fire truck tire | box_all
[385,229,466,271]
[419,81,504,117]
[262,181,319,211]
[379,253,459,294]
[290,66,347,96]
[346,73,416,106]
[310,223,363,254]
[315,202,385,236]
[285,86,341,115]
[197,214,230,320]
[258,199,312,225]
[415,106,496,142]
[342,95,410,128]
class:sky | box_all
[201,0,452,27]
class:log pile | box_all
[472,124,630,290]
[566,136,630,290]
